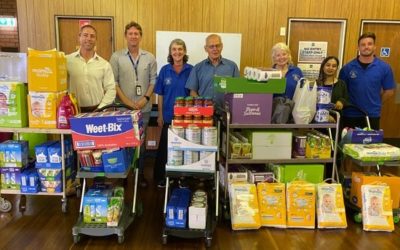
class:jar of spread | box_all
[185,96,194,107]
[184,114,193,123]
[203,115,213,126]
[203,97,213,107]
[193,115,202,123]
[175,97,185,107]
[194,97,204,107]
[174,114,184,123]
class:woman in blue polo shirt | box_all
[271,42,303,99]
[153,39,193,187]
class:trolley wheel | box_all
[76,187,81,198]
[205,237,212,248]
[118,235,125,244]
[0,198,12,212]
[162,235,168,245]
[73,234,80,244]
[354,213,362,223]
[19,195,26,212]
[62,199,68,213]
[393,215,399,224]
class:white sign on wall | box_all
[298,41,327,63]
[297,63,321,80]
[156,31,242,74]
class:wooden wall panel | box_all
[202,0,224,32]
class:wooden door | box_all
[57,17,113,60]
[288,19,346,79]
[362,21,400,138]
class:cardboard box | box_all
[27,49,67,92]
[102,149,128,173]
[70,111,142,150]
[0,140,29,168]
[246,165,274,183]
[28,91,65,128]
[0,82,28,127]
[247,131,292,160]
[214,76,286,94]
[20,168,40,193]
[35,141,57,168]
[0,52,27,82]
[83,188,112,224]
[188,205,207,229]
[165,188,191,228]
[166,152,216,173]
[271,164,324,184]
[350,172,400,209]
[0,167,21,189]
[224,93,273,124]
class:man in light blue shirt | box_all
[185,34,239,105]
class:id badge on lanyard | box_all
[128,53,141,96]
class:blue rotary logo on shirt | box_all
[164,77,172,85]
[350,70,357,79]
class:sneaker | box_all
[157,180,166,188]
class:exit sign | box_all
[0,17,17,27]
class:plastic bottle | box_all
[57,94,76,129]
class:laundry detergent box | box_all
[35,141,57,168]
[0,52,27,83]
[28,91,65,128]
[0,167,22,190]
[27,48,67,92]
[0,82,28,127]
[70,111,142,150]
[257,182,286,228]
[0,140,29,168]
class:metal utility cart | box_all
[71,104,142,244]
[0,127,73,213]
[72,162,140,244]
[162,171,219,248]
[216,107,341,218]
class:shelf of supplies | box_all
[226,158,334,164]
[227,123,337,129]
[76,167,130,179]
[0,189,64,196]
[166,171,215,179]
[0,127,72,134]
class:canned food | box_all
[202,126,218,146]
[168,149,183,166]
[185,126,201,144]
[171,126,185,138]
[192,196,206,203]
[191,202,206,208]
[194,190,207,197]
[293,135,307,158]
[184,150,199,165]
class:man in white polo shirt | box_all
[66,24,116,112]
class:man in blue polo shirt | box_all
[185,34,239,106]
[339,32,395,130]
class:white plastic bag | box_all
[292,78,317,124]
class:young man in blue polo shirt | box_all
[339,32,395,130]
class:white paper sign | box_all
[298,41,328,63]
[297,63,321,80]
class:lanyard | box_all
[128,53,139,81]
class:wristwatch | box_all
[144,95,150,101]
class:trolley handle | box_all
[342,103,368,117]
[94,102,134,112]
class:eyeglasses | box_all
[206,44,222,49]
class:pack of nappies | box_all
[257,182,286,228]
[317,183,347,229]
[229,183,261,230]
[286,180,315,229]
[362,184,394,232]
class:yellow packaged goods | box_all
[229,183,261,230]
[317,183,347,229]
[28,48,67,92]
[28,91,66,128]
[361,184,394,232]
[286,180,316,229]
[350,172,400,209]
[257,182,286,228]
[305,132,331,159]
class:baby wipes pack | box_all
[0,82,28,127]
[317,183,347,229]
[362,184,394,232]
[28,91,66,128]
[286,180,315,229]
[257,182,286,228]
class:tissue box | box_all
[224,94,272,124]
[27,49,67,92]
[0,82,28,127]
